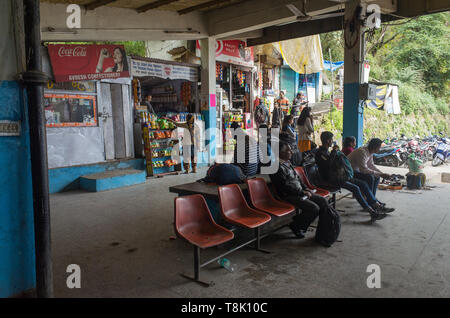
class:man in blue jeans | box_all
[348,138,396,211]
[315,132,390,221]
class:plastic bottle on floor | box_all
[217,258,236,272]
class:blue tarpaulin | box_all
[324,60,344,72]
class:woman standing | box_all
[297,106,314,152]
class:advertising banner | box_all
[130,59,198,82]
[47,44,130,82]
[196,40,254,68]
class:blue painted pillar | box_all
[0,0,36,298]
[343,0,365,147]
[200,38,217,165]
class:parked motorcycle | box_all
[432,138,450,167]
[374,146,403,167]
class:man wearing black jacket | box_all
[270,143,328,238]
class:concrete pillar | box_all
[343,0,365,147]
[200,37,217,165]
[0,0,36,297]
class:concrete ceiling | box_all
[39,0,450,42]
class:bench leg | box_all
[252,227,271,254]
[180,245,214,287]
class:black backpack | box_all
[315,206,341,247]
[255,105,266,124]
[329,151,354,186]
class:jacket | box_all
[269,160,307,198]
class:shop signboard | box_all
[130,59,198,82]
[196,40,254,68]
[47,44,130,82]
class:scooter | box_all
[432,138,450,167]
[374,146,402,167]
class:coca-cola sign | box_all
[48,44,130,82]
[57,46,87,57]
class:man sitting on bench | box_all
[315,132,390,222]
[270,143,329,239]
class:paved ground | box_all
[50,163,450,298]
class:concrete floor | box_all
[50,164,450,298]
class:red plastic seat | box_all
[245,178,295,217]
[294,166,330,198]
[218,184,271,228]
[174,195,234,249]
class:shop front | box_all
[130,56,206,176]
[43,44,140,193]
[197,40,255,152]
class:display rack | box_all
[141,113,181,177]
[222,111,244,151]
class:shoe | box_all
[369,211,387,222]
[363,207,376,214]
[377,201,386,208]
[379,206,395,213]
[289,223,305,239]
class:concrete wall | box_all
[0,0,36,297]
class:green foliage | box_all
[319,12,449,139]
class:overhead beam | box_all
[207,0,344,39]
[179,0,232,15]
[246,12,410,47]
[247,15,344,47]
[137,0,181,13]
[85,0,118,11]
[40,2,208,41]
[396,0,450,17]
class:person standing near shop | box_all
[297,106,314,152]
[167,114,199,174]
[144,94,156,114]
[254,98,269,128]
[272,91,287,128]
[276,90,290,114]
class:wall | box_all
[49,159,145,194]
[0,0,36,297]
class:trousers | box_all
[284,194,328,231]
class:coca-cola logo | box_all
[58,46,87,57]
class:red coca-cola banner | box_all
[48,44,130,82]
[196,40,254,68]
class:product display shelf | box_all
[142,123,180,177]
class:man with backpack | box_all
[270,143,340,247]
[315,132,391,222]
[254,100,269,128]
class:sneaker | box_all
[379,206,395,213]
[370,211,387,222]
[377,201,386,208]
[363,207,376,214]
[289,223,306,239]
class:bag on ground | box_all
[315,206,341,247]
